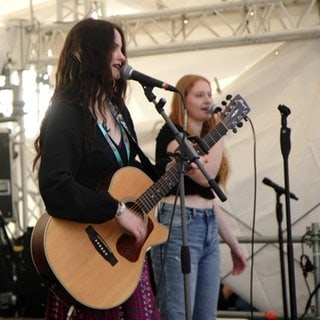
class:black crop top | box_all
[155,123,215,200]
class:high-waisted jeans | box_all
[151,202,221,320]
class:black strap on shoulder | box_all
[119,121,159,182]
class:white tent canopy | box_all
[126,39,320,314]
[0,0,319,317]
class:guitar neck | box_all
[137,164,180,213]
[202,122,227,150]
[137,122,229,213]
[193,121,227,155]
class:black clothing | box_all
[38,102,142,223]
[155,123,215,200]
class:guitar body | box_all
[31,166,169,309]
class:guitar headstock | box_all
[220,94,250,133]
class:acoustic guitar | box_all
[31,94,250,309]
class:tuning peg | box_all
[221,100,227,106]
[226,94,232,100]
[232,128,238,133]
[237,122,243,128]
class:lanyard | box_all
[108,100,159,182]
[97,101,130,167]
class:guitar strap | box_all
[126,129,160,182]
[108,100,160,182]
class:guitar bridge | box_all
[86,225,118,266]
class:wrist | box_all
[231,245,241,253]
[116,201,126,217]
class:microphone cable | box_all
[245,115,258,319]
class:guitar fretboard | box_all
[138,164,180,213]
[136,121,228,213]
[136,94,250,214]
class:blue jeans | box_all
[151,202,221,320]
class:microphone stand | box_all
[278,104,297,320]
[263,176,299,320]
[264,181,289,320]
[142,86,226,320]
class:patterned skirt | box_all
[45,256,161,320]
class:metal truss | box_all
[10,0,319,69]
[56,0,106,21]
[0,81,44,234]
[2,0,320,230]
[113,0,320,56]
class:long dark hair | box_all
[33,18,127,170]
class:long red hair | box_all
[169,74,230,189]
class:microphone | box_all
[208,104,222,114]
[121,64,178,92]
[262,177,298,200]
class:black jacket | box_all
[38,102,142,223]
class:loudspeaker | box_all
[0,130,15,221]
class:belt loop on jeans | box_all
[191,208,197,218]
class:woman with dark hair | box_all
[33,18,161,320]
[151,74,247,320]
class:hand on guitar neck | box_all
[114,204,147,246]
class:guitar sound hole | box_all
[117,218,154,262]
